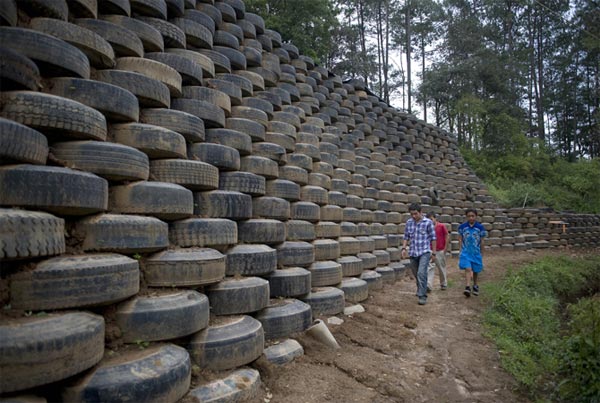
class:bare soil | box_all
[256,249,597,403]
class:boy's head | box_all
[408,203,422,221]
[427,212,438,224]
[465,208,478,224]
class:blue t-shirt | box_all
[458,221,487,257]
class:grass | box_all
[483,255,600,401]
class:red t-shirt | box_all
[434,222,448,251]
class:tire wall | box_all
[2,0,591,399]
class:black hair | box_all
[427,212,438,219]
[465,208,478,216]
[408,203,422,212]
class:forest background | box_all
[245,0,600,213]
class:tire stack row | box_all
[1,0,506,401]
[561,213,600,248]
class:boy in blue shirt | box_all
[458,208,487,297]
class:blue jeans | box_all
[411,252,431,298]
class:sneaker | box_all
[441,285,447,291]
[418,297,427,305]
[472,285,479,296]
[427,286,432,293]
[464,286,471,298]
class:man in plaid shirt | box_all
[401,203,437,305]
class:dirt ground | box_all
[255,249,597,403]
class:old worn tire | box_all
[225,244,276,276]
[264,339,304,365]
[226,117,266,141]
[166,48,215,78]
[337,255,364,277]
[0,312,104,394]
[237,218,285,245]
[207,276,269,315]
[93,69,170,108]
[116,291,209,342]
[74,18,144,57]
[265,179,300,201]
[61,344,190,403]
[0,165,108,215]
[252,196,290,220]
[308,260,342,287]
[360,270,383,291]
[267,267,311,298]
[1,91,107,141]
[301,287,345,316]
[76,213,169,253]
[252,142,286,164]
[10,253,139,310]
[286,219,315,241]
[313,239,340,260]
[144,247,225,287]
[169,218,237,248]
[150,159,219,190]
[138,17,186,48]
[339,277,369,303]
[110,123,187,159]
[44,77,139,122]
[101,15,164,52]
[109,181,193,220]
[188,315,264,370]
[255,298,312,340]
[206,128,252,155]
[188,143,240,171]
[194,190,252,219]
[0,46,41,91]
[186,368,260,403]
[240,155,279,178]
[50,141,149,181]
[130,0,167,18]
[276,241,314,268]
[0,0,17,26]
[290,201,320,222]
[140,108,204,142]
[0,117,47,165]
[219,171,265,196]
[145,51,203,85]
[171,17,212,48]
[171,98,225,128]
[115,56,182,97]
[0,208,65,260]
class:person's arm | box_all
[401,222,411,259]
[444,225,450,253]
[480,238,485,257]
[429,222,437,259]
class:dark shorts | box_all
[459,253,483,273]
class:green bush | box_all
[484,256,600,400]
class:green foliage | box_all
[484,256,600,400]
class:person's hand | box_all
[401,248,407,259]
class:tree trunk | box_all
[535,6,546,143]
[405,0,412,114]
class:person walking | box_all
[458,208,487,297]
[427,213,449,291]
[401,203,437,305]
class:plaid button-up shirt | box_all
[403,217,436,257]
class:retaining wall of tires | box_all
[0,0,583,400]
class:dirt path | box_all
[257,250,569,403]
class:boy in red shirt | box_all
[427,213,449,291]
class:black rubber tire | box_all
[0,164,108,215]
[61,344,190,403]
[171,98,225,128]
[375,266,396,284]
[251,196,290,220]
[206,128,252,155]
[100,15,164,52]
[169,218,237,248]
[187,142,240,171]
[207,276,270,315]
[75,213,169,253]
[145,51,203,86]
[357,236,375,253]
[130,0,167,18]
[138,17,186,49]
[0,27,90,78]
[236,69,264,91]
[315,221,341,239]
[237,218,285,245]
[226,117,266,141]
[214,45,246,70]
[265,179,300,201]
[166,48,215,78]
[74,18,144,57]
[67,0,98,18]
[240,156,279,178]
[144,247,225,287]
[219,171,266,196]
[182,85,231,116]
[0,312,104,394]
[217,73,252,98]
[10,253,139,310]
[267,267,311,298]
[373,249,391,266]
[183,9,215,35]
[301,185,329,206]
[231,105,268,127]
[140,108,204,142]
[244,12,265,34]
[286,219,316,241]
[360,269,383,291]
[339,277,369,303]
[44,77,139,122]
[166,0,185,18]
[338,236,361,256]
[194,190,252,219]
[429,186,440,205]
[116,290,209,342]
[186,368,260,403]
[197,48,231,74]
[98,0,130,15]
[255,298,312,340]
[171,17,212,48]
[301,287,345,316]
[110,123,187,159]
[215,1,237,22]
[252,142,286,164]
[1,91,107,141]
[0,46,41,91]
[15,0,68,20]
[188,315,264,371]
[109,181,193,220]
[226,241,277,276]
[0,117,47,165]
[313,239,340,261]
[276,241,314,268]
[357,252,377,269]
[264,339,304,365]
[0,0,17,26]
[464,184,475,201]
[241,96,273,117]
[290,201,320,222]
[149,159,219,190]
[279,165,308,185]
[0,208,65,260]
[309,260,342,287]
[93,69,170,108]
[29,17,115,69]
[115,56,182,97]
[50,140,149,182]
